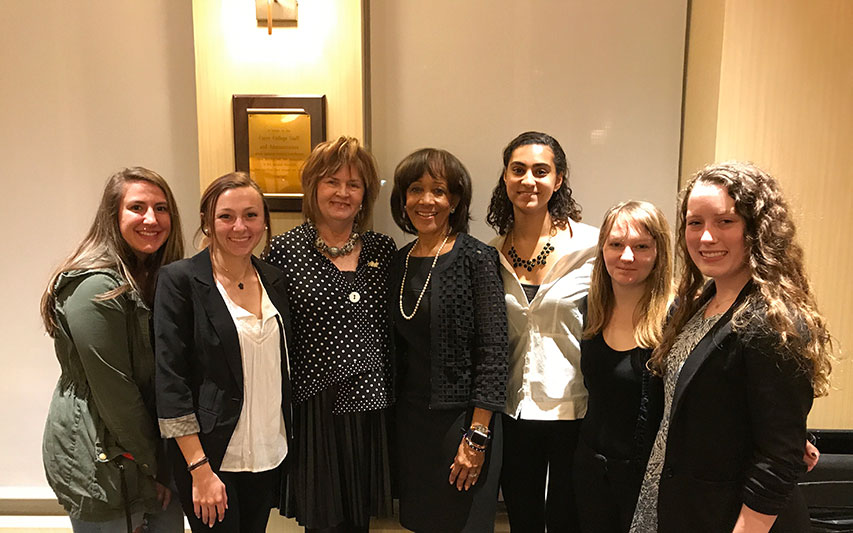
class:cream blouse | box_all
[215,273,288,472]
[491,220,598,421]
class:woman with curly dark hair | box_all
[630,162,833,533]
[486,131,598,531]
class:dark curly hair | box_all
[390,148,472,236]
[486,131,582,235]
[650,161,832,397]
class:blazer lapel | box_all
[670,281,754,418]
[191,249,244,393]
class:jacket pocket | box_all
[197,381,224,434]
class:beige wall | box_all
[0,0,200,491]
[682,0,853,428]
[369,0,688,245]
[191,0,366,238]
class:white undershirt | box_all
[215,273,288,472]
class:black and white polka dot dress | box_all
[264,222,395,529]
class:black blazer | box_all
[153,248,294,471]
[657,282,813,532]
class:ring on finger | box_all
[469,472,479,478]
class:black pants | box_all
[500,415,582,532]
[573,438,642,533]
[174,465,279,533]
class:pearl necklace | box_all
[399,234,450,320]
[507,233,554,272]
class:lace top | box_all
[630,303,721,532]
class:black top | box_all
[520,283,539,304]
[390,233,509,411]
[264,223,395,413]
[579,332,661,463]
[395,255,452,402]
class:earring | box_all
[451,207,456,214]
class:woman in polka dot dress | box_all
[389,148,509,532]
[265,136,395,533]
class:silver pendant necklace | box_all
[399,234,450,320]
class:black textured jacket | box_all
[391,233,509,411]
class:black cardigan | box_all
[391,233,508,411]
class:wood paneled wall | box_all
[682,0,853,428]
[191,0,365,235]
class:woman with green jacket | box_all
[41,168,185,532]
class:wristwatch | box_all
[465,424,491,448]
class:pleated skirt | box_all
[281,385,393,529]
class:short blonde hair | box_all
[301,136,380,233]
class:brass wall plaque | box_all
[233,95,327,211]
[248,112,311,194]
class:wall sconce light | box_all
[256,0,298,34]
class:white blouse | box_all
[216,273,288,472]
[491,220,598,421]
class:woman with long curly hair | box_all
[630,162,833,533]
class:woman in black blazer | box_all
[154,173,292,532]
[630,162,833,533]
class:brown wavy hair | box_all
[584,201,672,349]
[301,136,380,233]
[486,131,582,235]
[650,162,832,397]
[41,167,185,336]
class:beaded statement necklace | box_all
[507,232,554,272]
[314,228,360,257]
[399,234,450,320]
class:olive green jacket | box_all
[43,269,161,521]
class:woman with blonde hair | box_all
[42,167,184,532]
[155,172,292,532]
[265,136,395,532]
[573,200,671,532]
[630,162,833,533]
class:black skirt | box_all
[395,396,503,533]
[281,385,392,529]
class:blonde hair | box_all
[41,168,184,336]
[300,136,380,233]
[650,162,833,397]
[584,201,672,348]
